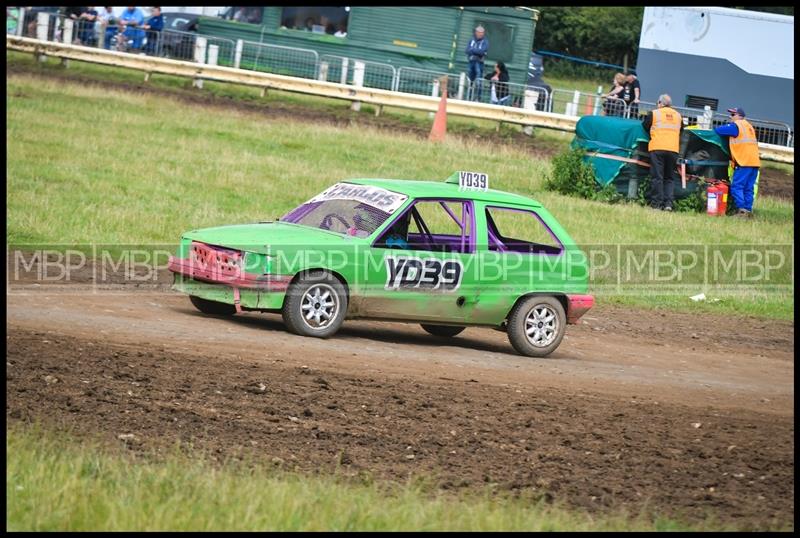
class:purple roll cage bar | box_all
[281,196,563,256]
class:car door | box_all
[471,202,568,325]
[355,198,480,323]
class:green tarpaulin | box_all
[572,116,731,200]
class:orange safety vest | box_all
[729,119,761,167]
[648,106,682,152]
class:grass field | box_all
[7,424,737,532]
[7,58,793,320]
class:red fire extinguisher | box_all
[706,181,729,216]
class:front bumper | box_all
[566,294,594,324]
[167,255,292,292]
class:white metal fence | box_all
[11,10,793,148]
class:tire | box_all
[189,295,237,316]
[420,324,465,338]
[506,296,566,358]
[282,272,347,338]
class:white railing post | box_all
[62,18,73,44]
[698,105,712,129]
[318,61,329,82]
[234,39,243,69]
[35,12,50,62]
[36,12,49,41]
[207,44,219,66]
[428,78,441,119]
[340,57,348,85]
[593,85,602,116]
[564,90,580,116]
[522,88,540,136]
[351,60,365,111]
[457,72,466,100]
[193,36,207,89]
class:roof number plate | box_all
[458,171,489,191]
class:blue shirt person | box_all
[119,6,145,50]
[142,7,164,55]
[465,25,489,101]
[714,106,761,217]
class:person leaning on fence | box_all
[142,7,163,55]
[623,73,641,118]
[118,6,146,51]
[714,107,760,218]
[485,61,510,106]
[642,94,683,212]
[602,73,626,117]
[76,7,99,46]
[465,25,489,101]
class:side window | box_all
[376,200,473,254]
[475,20,515,63]
[280,6,350,35]
[485,206,562,255]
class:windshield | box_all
[281,200,392,237]
[280,182,408,237]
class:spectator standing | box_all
[622,73,641,118]
[118,6,145,51]
[142,6,163,55]
[485,61,510,106]
[714,107,760,218]
[642,94,683,211]
[334,23,347,38]
[77,6,98,46]
[602,72,625,116]
[465,25,489,101]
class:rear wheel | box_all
[282,272,347,338]
[189,295,237,316]
[506,296,566,357]
[420,324,465,338]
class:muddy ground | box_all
[6,62,794,200]
[7,262,794,529]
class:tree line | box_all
[534,6,794,71]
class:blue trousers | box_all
[730,166,759,211]
[467,61,484,101]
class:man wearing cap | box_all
[642,94,683,211]
[714,107,760,218]
[465,25,489,101]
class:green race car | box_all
[168,172,593,357]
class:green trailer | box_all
[196,7,539,89]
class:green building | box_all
[196,6,539,92]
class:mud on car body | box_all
[168,173,593,357]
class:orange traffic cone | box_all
[429,77,448,142]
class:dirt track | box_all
[6,280,794,529]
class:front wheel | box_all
[420,324,465,338]
[282,272,347,338]
[189,295,237,316]
[506,296,566,357]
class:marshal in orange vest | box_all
[648,107,682,152]
[729,119,761,167]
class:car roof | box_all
[345,178,542,207]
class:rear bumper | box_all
[566,294,594,324]
[168,255,292,291]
